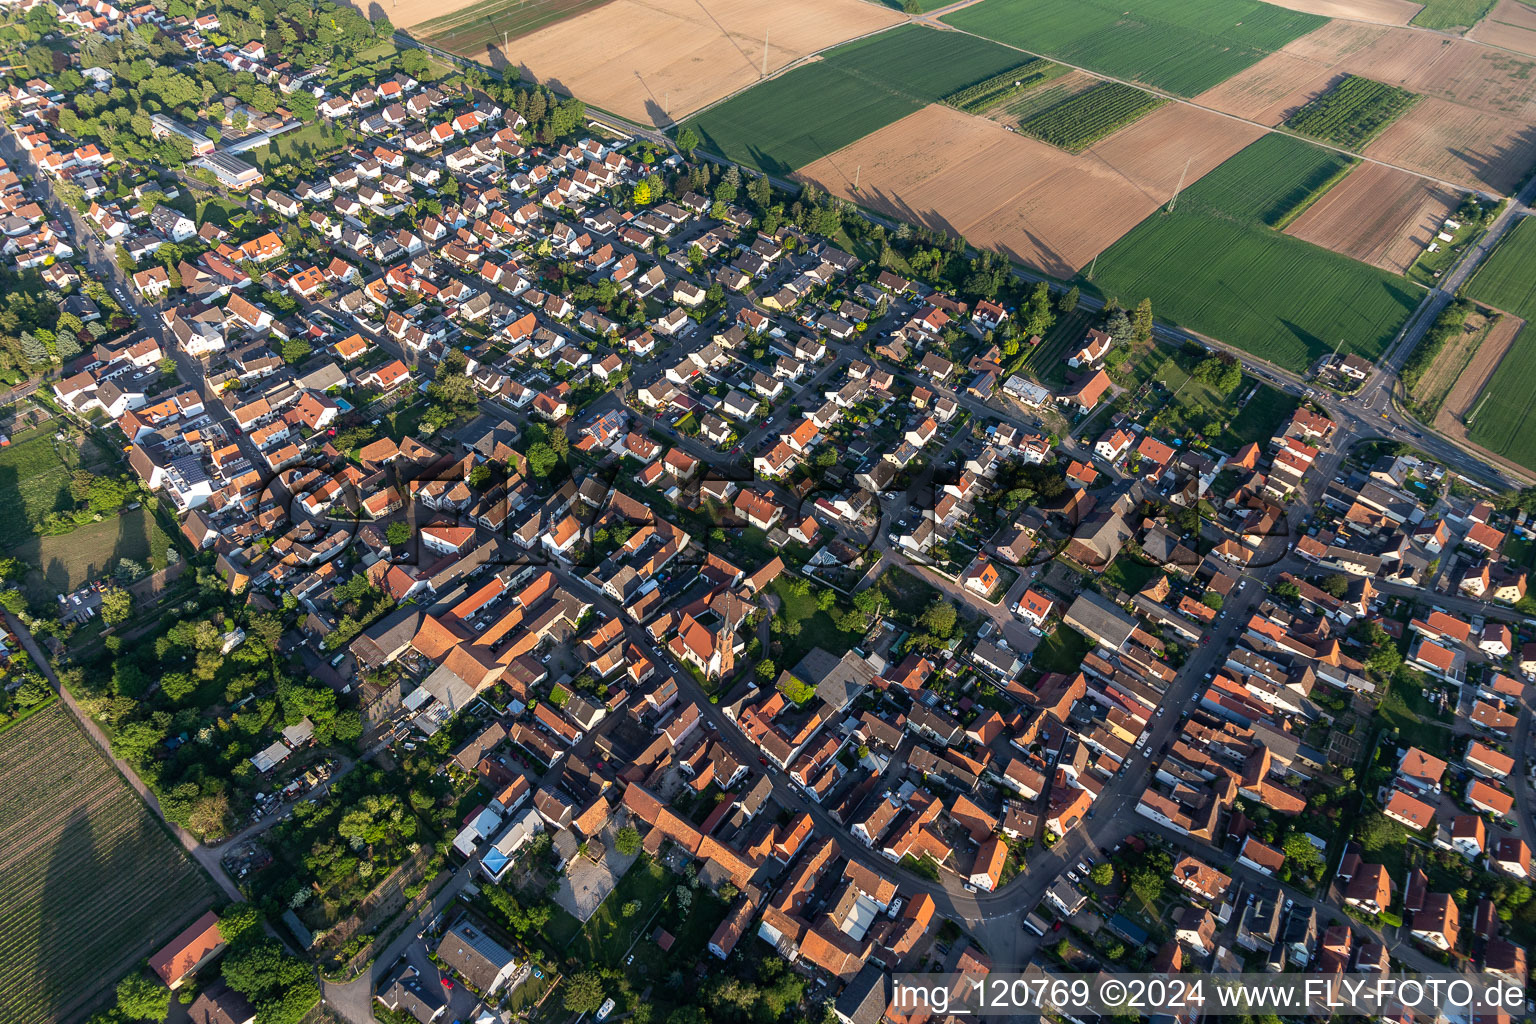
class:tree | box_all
[919,598,957,638]
[632,179,653,205]
[1319,573,1350,599]
[527,442,559,477]
[385,521,412,546]
[675,125,700,155]
[615,825,642,856]
[1283,833,1324,876]
[114,972,170,1021]
[622,899,642,917]
[400,48,432,82]
[1090,862,1114,886]
[564,971,606,1015]
[101,586,132,625]
[1131,297,1153,344]
[1201,591,1224,611]
[1058,284,1080,314]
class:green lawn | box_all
[1147,362,1297,451]
[682,25,1028,174]
[1031,624,1091,673]
[772,576,865,665]
[1102,555,1160,595]
[941,0,1325,96]
[1084,134,1422,371]
[875,565,944,621]
[1375,689,1454,758]
[1409,0,1495,29]
[246,122,352,176]
[568,859,672,968]
[1465,214,1536,319]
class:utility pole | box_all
[1087,253,1098,281]
[853,164,861,192]
[762,29,769,78]
[1166,156,1192,214]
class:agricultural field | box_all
[1017,81,1166,152]
[683,26,1025,173]
[1258,0,1423,23]
[1283,75,1418,148]
[1465,214,1536,319]
[414,0,614,47]
[941,0,1326,96]
[13,505,176,604]
[1409,0,1496,28]
[798,101,1263,278]
[1465,324,1536,469]
[1284,161,1460,273]
[1198,20,1536,192]
[1085,134,1423,371]
[0,705,217,1024]
[459,0,904,127]
[1406,308,1501,418]
[942,59,1070,114]
[1470,0,1536,56]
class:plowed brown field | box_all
[1470,0,1536,57]
[1197,19,1536,191]
[797,103,1263,278]
[1285,161,1458,272]
[434,0,905,126]
[1435,313,1528,480]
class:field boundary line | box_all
[924,18,1508,200]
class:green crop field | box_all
[1085,134,1423,371]
[942,0,1325,96]
[1466,327,1536,470]
[1284,75,1418,150]
[0,704,217,1024]
[942,58,1070,114]
[417,0,615,53]
[1410,0,1496,30]
[1017,81,1165,151]
[682,25,1026,174]
[1465,214,1536,319]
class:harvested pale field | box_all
[449,0,905,126]
[1258,0,1423,23]
[798,102,1262,278]
[1198,18,1536,190]
[1284,161,1458,272]
[1470,0,1536,56]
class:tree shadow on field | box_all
[29,811,104,1024]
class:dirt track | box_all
[798,102,1262,278]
